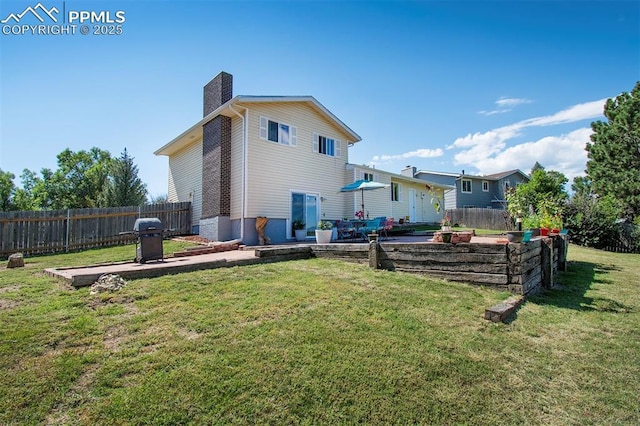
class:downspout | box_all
[228,103,248,243]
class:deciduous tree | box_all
[0,169,16,211]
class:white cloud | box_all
[452,98,607,182]
[368,148,444,168]
[478,109,511,116]
[519,99,605,127]
[454,98,605,158]
[370,148,443,165]
[478,97,531,115]
[495,97,532,108]
[469,127,592,182]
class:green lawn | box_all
[1,242,638,424]
[405,224,505,235]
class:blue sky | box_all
[1,0,638,198]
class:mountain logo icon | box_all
[1,3,59,24]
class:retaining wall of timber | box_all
[297,235,569,295]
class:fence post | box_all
[368,240,379,269]
[541,237,554,289]
[65,209,70,252]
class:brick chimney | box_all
[200,72,233,241]
[401,165,417,177]
[203,71,233,117]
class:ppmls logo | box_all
[1,2,59,23]
[2,2,126,36]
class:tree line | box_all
[0,147,158,211]
[507,80,640,251]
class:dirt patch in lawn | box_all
[0,285,21,293]
[173,235,212,245]
[0,299,19,310]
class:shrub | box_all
[317,220,333,230]
[564,194,622,249]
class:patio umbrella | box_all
[340,180,390,213]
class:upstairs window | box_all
[260,117,297,146]
[462,179,472,193]
[363,172,375,182]
[313,133,341,158]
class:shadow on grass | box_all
[528,260,634,313]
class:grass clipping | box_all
[90,274,127,295]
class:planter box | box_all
[315,229,333,244]
[507,231,525,243]
[294,229,307,242]
[528,228,540,238]
[454,232,473,243]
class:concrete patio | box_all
[45,233,505,289]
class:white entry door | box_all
[408,189,416,222]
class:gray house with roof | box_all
[402,166,530,210]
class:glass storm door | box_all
[291,193,319,236]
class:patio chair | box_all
[380,217,394,240]
[337,220,355,240]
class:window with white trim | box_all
[313,133,341,158]
[260,117,297,146]
[482,180,489,192]
[391,182,402,202]
[462,179,472,193]
[363,172,375,182]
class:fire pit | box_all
[133,218,164,263]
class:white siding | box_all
[168,140,203,226]
[444,189,456,210]
[347,167,445,223]
[238,102,357,221]
[230,115,244,219]
[390,180,443,223]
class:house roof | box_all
[349,164,455,190]
[414,170,459,178]
[154,95,362,156]
[415,168,530,182]
[456,169,530,181]
[482,169,530,180]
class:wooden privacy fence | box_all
[445,208,514,231]
[0,202,191,257]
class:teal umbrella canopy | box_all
[340,180,390,213]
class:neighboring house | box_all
[154,72,449,245]
[408,166,530,210]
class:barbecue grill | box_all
[133,218,164,263]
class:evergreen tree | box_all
[586,81,640,220]
[100,148,148,207]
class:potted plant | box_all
[539,214,552,237]
[292,220,306,241]
[315,220,333,244]
[523,214,541,237]
[507,230,525,243]
[441,215,452,232]
[550,215,563,234]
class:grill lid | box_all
[134,218,162,232]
